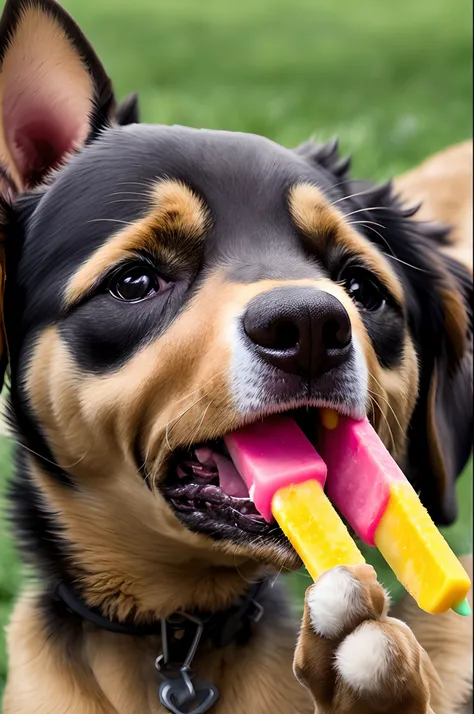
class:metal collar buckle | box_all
[156,612,219,714]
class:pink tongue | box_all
[195,447,249,498]
[214,455,249,498]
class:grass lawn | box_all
[0,0,472,699]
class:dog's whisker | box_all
[172,368,227,407]
[348,219,388,231]
[368,387,402,437]
[188,400,213,447]
[13,441,90,471]
[367,392,395,452]
[367,375,405,438]
[272,563,286,587]
[113,180,155,189]
[104,190,154,199]
[347,219,392,250]
[232,556,260,584]
[386,253,430,273]
[349,220,429,273]
[104,198,150,206]
[331,188,386,206]
[368,370,405,431]
[367,392,397,453]
[86,218,136,227]
[164,394,209,452]
[134,370,228,473]
[343,206,392,218]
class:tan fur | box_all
[394,141,473,272]
[439,285,469,364]
[289,183,405,305]
[66,179,211,305]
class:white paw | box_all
[335,621,393,693]
[307,566,366,639]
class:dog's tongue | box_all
[195,447,249,498]
[224,416,327,522]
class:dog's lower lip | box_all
[161,441,272,537]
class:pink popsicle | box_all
[320,415,406,546]
[224,415,327,522]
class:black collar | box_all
[55,578,267,661]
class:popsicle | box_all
[319,410,471,615]
[224,412,471,616]
[224,416,366,580]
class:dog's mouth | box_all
[161,407,324,550]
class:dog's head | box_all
[0,0,472,617]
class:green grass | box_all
[0,0,472,699]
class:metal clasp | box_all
[155,612,219,714]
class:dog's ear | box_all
[407,252,473,525]
[0,0,116,199]
[0,0,116,391]
[115,92,140,125]
[341,180,473,525]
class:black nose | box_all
[242,287,352,379]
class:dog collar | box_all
[55,578,266,648]
[55,578,267,713]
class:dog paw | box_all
[294,564,435,714]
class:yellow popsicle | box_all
[374,482,471,613]
[272,480,366,581]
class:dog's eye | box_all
[340,267,385,311]
[109,265,169,302]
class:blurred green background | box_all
[0,0,472,699]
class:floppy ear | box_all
[0,0,116,391]
[340,179,473,525]
[408,252,473,525]
[115,92,140,125]
[0,0,116,198]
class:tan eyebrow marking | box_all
[289,182,404,305]
[65,179,211,307]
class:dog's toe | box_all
[335,620,397,693]
[306,563,388,640]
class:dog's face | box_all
[0,0,472,615]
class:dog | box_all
[0,0,472,712]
